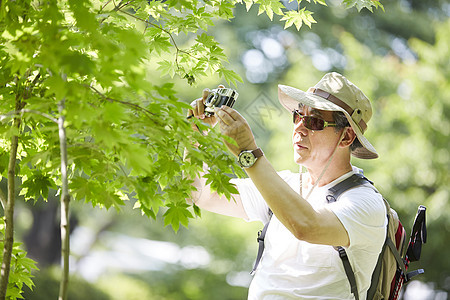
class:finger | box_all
[215,107,236,126]
[196,98,205,118]
[219,105,241,121]
[187,99,196,119]
[188,99,197,114]
[188,99,198,118]
[202,88,210,102]
[187,108,194,119]
[217,84,225,89]
[188,97,203,119]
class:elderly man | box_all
[187,72,386,299]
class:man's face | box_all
[292,105,342,170]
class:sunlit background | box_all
[8,0,449,299]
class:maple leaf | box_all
[163,202,193,232]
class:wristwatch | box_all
[238,148,264,168]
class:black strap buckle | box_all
[337,246,348,259]
[256,230,263,242]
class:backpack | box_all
[250,173,427,300]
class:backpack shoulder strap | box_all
[326,173,374,203]
[250,209,273,275]
[327,173,374,300]
[337,246,360,300]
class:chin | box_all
[294,155,312,169]
[294,155,305,165]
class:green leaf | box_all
[68,0,98,32]
[204,171,239,200]
[280,8,317,30]
[71,177,100,202]
[149,34,172,56]
[195,33,216,48]
[0,226,38,299]
[244,0,254,11]
[216,0,235,19]
[102,190,126,210]
[133,178,163,217]
[342,0,383,12]
[217,68,243,87]
[60,51,94,76]
[163,202,193,232]
[19,171,54,201]
[192,203,202,218]
[45,75,67,100]
[122,143,154,175]
[313,0,327,5]
[157,60,177,78]
[257,0,285,21]
[102,101,125,123]
[209,45,227,61]
[91,121,123,148]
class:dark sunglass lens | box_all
[307,116,325,130]
[293,112,326,130]
[303,116,313,129]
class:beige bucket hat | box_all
[278,72,378,159]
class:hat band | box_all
[307,88,367,132]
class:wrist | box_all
[238,148,264,168]
[236,142,258,156]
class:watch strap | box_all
[251,148,264,158]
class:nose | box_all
[294,117,308,135]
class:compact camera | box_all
[204,88,239,117]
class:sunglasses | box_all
[292,110,337,131]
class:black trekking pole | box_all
[390,205,427,300]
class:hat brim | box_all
[278,84,378,159]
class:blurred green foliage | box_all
[22,268,109,300]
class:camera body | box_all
[204,88,239,117]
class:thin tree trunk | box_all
[0,102,21,300]
[58,100,70,300]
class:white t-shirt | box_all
[233,167,387,300]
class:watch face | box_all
[239,152,256,167]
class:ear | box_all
[339,127,357,148]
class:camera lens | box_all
[204,88,239,117]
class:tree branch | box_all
[86,85,171,130]
[99,0,136,23]
[116,7,196,70]
[88,85,156,118]
[0,109,57,124]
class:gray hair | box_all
[332,111,363,151]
